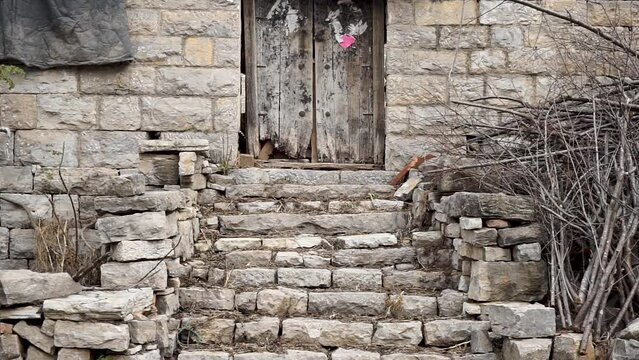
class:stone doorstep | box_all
[204,199,408,216]
[228,168,397,186]
[225,184,397,200]
[218,212,410,236]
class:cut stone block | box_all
[438,290,466,317]
[383,270,448,290]
[26,346,54,360]
[388,295,438,318]
[234,317,279,344]
[57,348,92,360]
[185,317,235,345]
[336,233,398,249]
[468,261,548,302]
[513,242,542,262]
[442,192,535,221]
[13,321,54,354]
[8,229,35,259]
[460,217,483,230]
[0,270,81,306]
[373,321,422,346]
[461,228,498,246]
[179,287,234,310]
[333,269,383,290]
[43,288,154,321]
[112,239,175,261]
[0,166,32,193]
[278,268,331,288]
[552,333,596,360]
[34,168,145,196]
[214,237,261,251]
[308,292,386,316]
[0,334,23,359]
[498,224,544,246]
[281,318,373,347]
[332,348,380,360]
[226,184,396,200]
[227,268,276,288]
[54,321,130,352]
[178,351,231,360]
[332,248,416,267]
[93,191,186,214]
[482,302,556,338]
[257,287,307,316]
[100,261,167,290]
[220,212,409,235]
[0,194,52,228]
[0,305,41,320]
[139,139,209,153]
[129,320,157,344]
[502,338,552,360]
[423,319,490,347]
[96,211,177,242]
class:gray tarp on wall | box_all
[0,0,133,69]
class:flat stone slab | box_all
[481,302,556,338]
[100,261,167,290]
[96,211,177,242]
[468,261,548,302]
[220,212,409,235]
[336,233,398,249]
[225,184,396,200]
[442,192,535,221]
[281,318,373,347]
[139,139,209,153]
[423,319,490,347]
[0,270,82,306]
[54,320,130,352]
[0,305,41,320]
[43,288,154,321]
[93,191,186,214]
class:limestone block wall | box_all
[384,0,639,170]
[0,0,241,170]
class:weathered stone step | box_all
[179,348,458,360]
[174,310,487,354]
[206,199,408,215]
[219,212,410,235]
[227,168,396,186]
[225,184,396,200]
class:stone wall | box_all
[0,0,241,170]
[384,0,639,169]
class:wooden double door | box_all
[244,0,385,164]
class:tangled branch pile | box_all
[441,0,639,353]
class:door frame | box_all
[242,0,386,165]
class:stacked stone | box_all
[430,191,560,359]
[0,270,169,359]
[165,168,494,359]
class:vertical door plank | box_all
[314,0,376,164]
[278,0,314,159]
[372,0,386,164]
[255,0,314,159]
[243,0,260,156]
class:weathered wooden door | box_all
[244,0,385,164]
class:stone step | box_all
[179,264,451,291]
[174,312,488,355]
[227,168,396,186]
[179,348,463,360]
[224,184,396,201]
[218,212,410,236]
[206,199,408,215]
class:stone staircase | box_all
[172,168,481,359]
